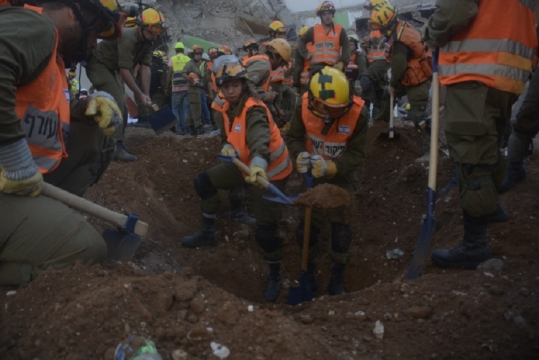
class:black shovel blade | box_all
[102,229,142,261]
[287,270,315,306]
[379,128,401,140]
[148,105,179,136]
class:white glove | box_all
[296,152,311,174]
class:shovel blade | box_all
[263,194,298,204]
[379,129,401,139]
[102,229,142,261]
[148,105,179,136]
[287,271,315,306]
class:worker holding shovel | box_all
[180,53,293,303]
[286,66,369,295]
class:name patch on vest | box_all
[324,142,346,159]
[316,42,335,50]
[234,124,242,132]
[21,105,64,152]
[338,125,350,134]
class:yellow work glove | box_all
[296,152,311,174]
[310,155,337,179]
[0,169,42,197]
[85,91,123,138]
[333,62,345,72]
[220,144,236,157]
[244,165,267,188]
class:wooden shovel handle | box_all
[231,158,271,188]
[41,183,148,237]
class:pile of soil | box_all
[1,122,538,359]
[295,183,351,209]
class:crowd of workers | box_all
[0,0,537,303]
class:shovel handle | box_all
[231,158,271,188]
[41,183,148,237]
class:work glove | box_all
[220,144,236,157]
[333,62,345,72]
[0,138,42,197]
[85,91,123,139]
[244,156,268,188]
[296,152,311,174]
[310,155,337,179]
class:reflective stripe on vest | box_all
[271,67,284,83]
[171,53,190,86]
[301,42,315,85]
[243,54,271,91]
[387,21,432,87]
[310,23,342,66]
[301,92,364,160]
[15,6,70,174]
[217,97,292,181]
[439,0,537,94]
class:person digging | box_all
[286,66,369,295]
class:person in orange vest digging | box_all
[181,56,293,303]
[296,1,350,75]
[286,66,369,295]
[423,0,537,269]
[370,3,433,163]
[0,0,128,286]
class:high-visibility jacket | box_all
[270,66,284,83]
[300,43,315,86]
[216,97,292,181]
[301,92,364,160]
[439,0,537,95]
[15,5,70,173]
[171,53,190,86]
[206,61,219,93]
[346,52,359,81]
[310,23,343,66]
[387,21,432,87]
[243,54,271,91]
[70,79,78,94]
[283,62,294,86]
[368,30,387,63]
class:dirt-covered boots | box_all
[431,213,492,269]
[328,262,345,295]
[181,215,218,248]
[228,187,256,225]
[113,141,137,162]
[264,261,281,302]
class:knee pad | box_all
[255,225,282,255]
[331,222,352,254]
[295,220,320,248]
[456,163,497,217]
[194,172,217,200]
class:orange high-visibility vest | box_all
[14,5,70,173]
[300,43,315,86]
[387,21,432,87]
[243,54,271,91]
[368,30,387,63]
[346,52,359,81]
[310,23,342,66]
[270,66,285,83]
[283,61,294,86]
[438,0,537,94]
[301,92,364,160]
[207,61,218,92]
[217,97,292,181]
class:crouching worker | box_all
[286,66,368,295]
[181,56,293,302]
[0,0,128,286]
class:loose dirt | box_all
[1,122,538,359]
[295,183,351,209]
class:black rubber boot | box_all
[489,203,508,223]
[264,261,281,302]
[228,188,256,225]
[328,262,345,295]
[188,125,197,136]
[498,161,526,193]
[181,216,218,248]
[306,259,319,293]
[113,141,137,162]
[431,213,492,269]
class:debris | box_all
[373,320,384,340]
[6,290,16,296]
[211,342,230,359]
[386,248,404,259]
[405,306,432,319]
[477,258,504,272]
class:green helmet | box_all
[174,42,185,50]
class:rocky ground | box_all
[0,121,538,359]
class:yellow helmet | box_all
[268,20,286,34]
[124,16,138,28]
[309,66,351,118]
[243,39,259,51]
[214,56,249,86]
[298,26,309,37]
[141,8,166,34]
[316,1,336,16]
[369,3,397,30]
[191,45,203,54]
[364,0,392,11]
[80,0,126,41]
[218,45,233,55]
[174,41,185,50]
[267,38,292,62]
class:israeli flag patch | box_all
[63,89,70,103]
[234,124,242,132]
[338,125,350,134]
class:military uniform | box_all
[181,59,204,131]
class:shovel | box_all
[218,154,298,204]
[148,103,179,136]
[288,174,316,305]
[41,183,148,260]
[379,93,400,139]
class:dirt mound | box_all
[295,183,351,209]
[1,123,538,359]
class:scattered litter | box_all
[373,320,384,339]
[182,159,188,163]
[386,248,404,259]
[6,290,16,296]
[211,342,230,359]
[355,311,365,316]
[328,310,335,316]
[247,305,254,312]
[483,272,494,278]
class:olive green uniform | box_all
[244,57,273,102]
[181,59,204,129]
[0,7,107,286]
[286,98,369,263]
[150,58,169,108]
[346,50,369,96]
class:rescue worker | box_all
[286,66,368,295]
[181,56,293,303]
[181,44,206,135]
[370,3,433,163]
[296,1,350,74]
[423,0,537,268]
[364,29,390,121]
[293,25,314,96]
[166,42,191,135]
[149,50,169,108]
[86,7,166,161]
[262,20,287,54]
[205,47,220,103]
[242,39,259,60]
[198,50,213,128]
[68,68,79,95]
[0,0,127,286]
[346,34,369,96]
